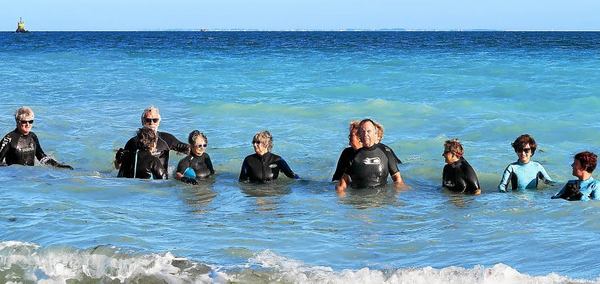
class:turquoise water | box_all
[1,31,600,283]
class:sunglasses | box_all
[144,118,160,123]
[19,120,34,125]
[194,144,208,148]
[517,148,532,153]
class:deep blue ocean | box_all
[1,31,600,283]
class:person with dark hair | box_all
[442,139,481,195]
[175,130,215,184]
[332,120,362,182]
[239,130,299,183]
[336,119,404,192]
[114,106,189,179]
[498,134,553,192]
[133,127,166,179]
[0,106,72,169]
[552,151,600,201]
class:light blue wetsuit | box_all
[498,161,553,192]
[552,177,600,201]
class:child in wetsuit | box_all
[134,127,167,180]
[176,130,215,184]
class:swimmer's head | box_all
[358,119,379,148]
[512,134,537,155]
[252,130,273,155]
[188,130,208,156]
[573,151,597,176]
[443,139,464,163]
[15,106,35,135]
[141,106,161,131]
[137,127,157,151]
[348,120,362,150]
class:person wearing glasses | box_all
[441,139,481,195]
[239,130,299,183]
[133,127,166,179]
[175,130,214,184]
[498,134,553,192]
[552,151,600,201]
[336,119,404,192]
[114,106,189,179]
[0,106,72,169]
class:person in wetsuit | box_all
[441,139,481,195]
[552,151,600,201]
[498,134,554,192]
[336,119,404,192]
[332,120,402,182]
[332,120,362,182]
[134,127,166,179]
[114,106,189,179]
[239,130,299,183]
[176,130,215,184]
[0,106,73,169]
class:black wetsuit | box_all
[135,150,167,179]
[345,143,400,188]
[176,153,215,179]
[332,145,402,182]
[0,129,64,167]
[116,131,188,179]
[442,157,480,194]
[239,152,298,183]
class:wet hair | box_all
[252,130,273,152]
[444,139,464,158]
[574,151,597,173]
[14,106,34,122]
[140,106,160,125]
[348,120,361,140]
[188,130,208,145]
[512,134,537,155]
[136,127,157,151]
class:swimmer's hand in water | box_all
[56,163,74,170]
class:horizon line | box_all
[4,29,600,32]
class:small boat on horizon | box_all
[16,17,29,33]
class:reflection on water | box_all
[178,179,217,214]
[338,185,403,209]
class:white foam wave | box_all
[242,250,595,284]
[0,242,596,284]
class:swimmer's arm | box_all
[238,158,249,182]
[277,159,299,179]
[32,133,48,162]
[0,135,11,164]
[498,165,512,192]
[537,165,555,185]
[336,174,349,193]
[205,154,215,175]
[175,159,186,180]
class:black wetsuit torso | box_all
[176,153,215,179]
[135,150,167,179]
[345,143,399,189]
[117,131,188,179]
[0,129,58,166]
[442,157,480,194]
[333,145,402,182]
[239,152,297,183]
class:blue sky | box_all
[3,0,600,31]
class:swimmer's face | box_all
[572,159,585,179]
[253,138,269,156]
[442,151,454,164]
[143,110,161,131]
[349,128,362,150]
[16,115,34,135]
[192,137,207,156]
[515,143,532,164]
[359,121,378,148]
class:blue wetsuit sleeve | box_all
[498,165,513,192]
[277,158,298,179]
[205,154,215,175]
[537,164,554,184]
[239,158,249,182]
[590,181,600,200]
